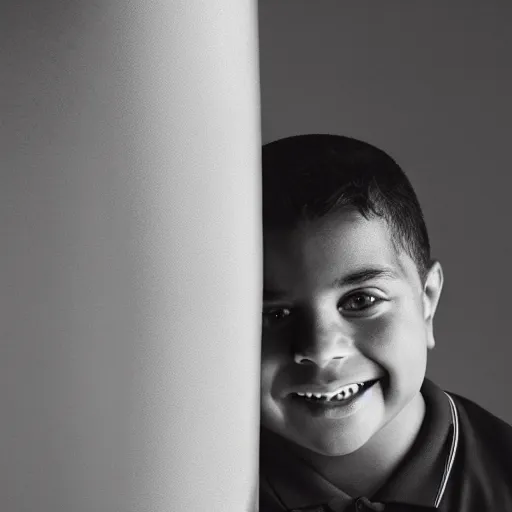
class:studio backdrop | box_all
[259,1,512,424]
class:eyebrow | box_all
[330,266,400,288]
[263,287,287,301]
[263,266,400,301]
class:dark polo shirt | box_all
[260,379,512,511]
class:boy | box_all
[259,134,512,511]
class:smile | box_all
[291,379,379,403]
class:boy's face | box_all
[261,211,443,456]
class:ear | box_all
[422,261,444,350]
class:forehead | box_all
[263,212,418,291]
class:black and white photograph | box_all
[3,2,512,511]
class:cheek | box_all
[260,333,286,392]
[261,324,295,364]
[259,352,288,430]
[355,306,429,371]
[260,357,278,392]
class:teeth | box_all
[332,383,360,400]
[295,382,367,401]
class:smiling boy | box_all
[259,135,512,511]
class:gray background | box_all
[258,2,512,423]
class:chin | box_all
[296,429,374,457]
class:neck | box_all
[292,391,426,498]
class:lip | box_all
[288,379,381,419]
[286,377,381,397]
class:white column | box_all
[1,1,261,511]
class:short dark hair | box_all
[262,134,431,279]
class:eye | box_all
[262,307,292,328]
[339,292,382,313]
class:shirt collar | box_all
[260,379,458,511]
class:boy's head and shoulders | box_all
[259,134,512,511]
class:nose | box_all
[293,311,354,368]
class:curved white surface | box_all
[1,1,261,510]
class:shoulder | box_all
[259,474,286,512]
[449,391,512,437]
[448,390,512,468]
[438,390,512,507]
